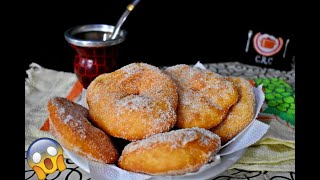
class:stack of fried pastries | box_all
[48,63,255,176]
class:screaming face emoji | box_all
[27,138,66,180]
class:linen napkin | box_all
[230,114,295,172]
[25,63,83,151]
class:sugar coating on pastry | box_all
[86,63,178,140]
[48,97,119,164]
[118,127,221,175]
[164,64,239,129]
[211,77,256,143]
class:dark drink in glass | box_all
[64,24,127,88]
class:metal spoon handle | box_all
[245,30,253,52]
[110,0,141,40]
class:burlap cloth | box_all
[25,62,295,176]
[25,63,81,151]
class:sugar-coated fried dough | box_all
[118,127,221,175]
[211,77,256,143]
[48,97,119,164]
[86,63,178,140]
[164,65,238,129]
[46,62,258,177]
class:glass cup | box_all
[64,24,127,88]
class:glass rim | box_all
[64,24,127,47]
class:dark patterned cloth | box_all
[25,158,295,180]
[25,62,295,180]
[203,62,295,89]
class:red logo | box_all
[253,32,283,57]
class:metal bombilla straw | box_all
[109,0,141,40]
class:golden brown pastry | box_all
[118,127,221,175]
[86,63,178,141]
[211,77,256,143]
[164,65,239,129]
[48,97,119,164]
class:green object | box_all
[275,88,285,93]
[284,96,294,103]
[254,78,295,126]
[265,94,275,100]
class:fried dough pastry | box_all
[211,77,256,143]
[118,127,221,175]
[164,65,238,129]
[86,63,178,141]
[48,97,119,164]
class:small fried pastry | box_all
[48,97,119,164]
[118,127,221,175]
[211,77,256,143]
[86,63,178,141]
[164,65,238,129]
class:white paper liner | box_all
[72,61,269,180]
[88,156,221,180]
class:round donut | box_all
[210,77,256,143]
[86,63,178,141]
[164,65,239,129]
[48,97,119,164]
[118,127,221,175]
